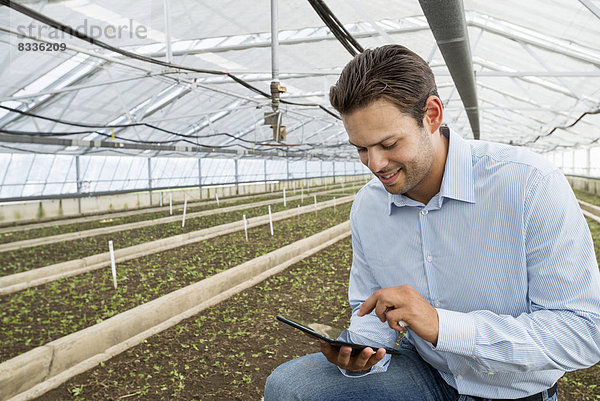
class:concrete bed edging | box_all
[0,195,354,295]
[0,220,351,401]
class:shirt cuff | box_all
[338,353,392,378]
[435,308,477,356]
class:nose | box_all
[366,147,387,172]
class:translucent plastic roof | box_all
[0,0,599,160]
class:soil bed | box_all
[0,203,352,362]
[0,183,356,245]
[36,236,355,401]
[0,193,351,276]
[0,194,279,245]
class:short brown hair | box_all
[329,44,439,126]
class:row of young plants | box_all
[33,219,600,401]
[574,189,600,207]
[0,191,355,276]
[0,202,352,363]
[35,234,355,401]
[0,183,359,245]
[0,180,360,230]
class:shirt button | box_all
[457,375,463,380]
[434,301,441,308]
[421,209,428,215]
[426,255,433,262]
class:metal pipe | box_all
[271,0,279,81]
[163,0,173,63]
[418,0,480,139]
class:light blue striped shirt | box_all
[346,130,600,398]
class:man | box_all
[265,45,600,400]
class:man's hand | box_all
[320,341,386,372]
[357,285,440,345]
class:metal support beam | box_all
[147,158,153,205]
[467,11,600,67]
[234,158,239,194]
[579,0,600,20]
[198,158,202,192]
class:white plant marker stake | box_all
[268,205,274,236]
[243,214,248,241]
[283,188,287,207]
[181,197,188,227]
[169,193,173,215]
[160,192,163,207]
[333,197,336,211]
[216,193,219,206]
[314,194,317,208]
[108,240,117,290]
[297,205,300,224]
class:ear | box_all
[423,96,444,135]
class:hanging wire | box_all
[0,0,340,120]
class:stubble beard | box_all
[384,129,435,196]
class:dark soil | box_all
[0,193,351,276]
[36,237,355,401]
[0,183,356,245]
[0,203,352,362]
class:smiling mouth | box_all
[377,168,401,184]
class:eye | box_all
[381,142,397,150]
[356,147,367,153]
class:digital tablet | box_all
[276,315,401,356]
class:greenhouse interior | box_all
[0,0,600,400]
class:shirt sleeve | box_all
[435,169,600,373]
[338,201,400,377]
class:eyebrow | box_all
[348,135,397,148]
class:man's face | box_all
[343,99,436,197]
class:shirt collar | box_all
[387,129,475,214]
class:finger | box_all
[386,309,408,332]
[361,348,386,371]
[375,301,392,323]
[337,346,353,369]
[370,348,387,364]
[352,347,375,369]
[320,341,338,364]
[357,292,379,317]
